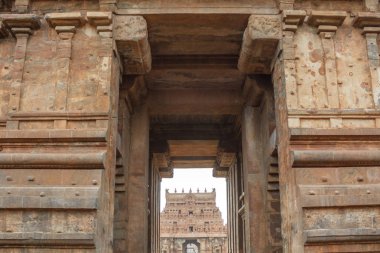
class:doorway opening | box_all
[159,168,228,253]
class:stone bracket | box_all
[238,14,281,75]
[153,150,173,178]
[114,15,152,75]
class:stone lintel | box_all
[1,14,40,37]
[114,15,152,75]
[283,10,306,26]
[307,10,347,27]
[45,12,85,29]
[353,12,380,28]
[87,11,112,26]
[238,15,281,74]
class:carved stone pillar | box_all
[45,13,85,119]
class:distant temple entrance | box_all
[160,189,227,253]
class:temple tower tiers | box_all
[160,189,227,253]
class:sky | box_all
[160,168,228,224]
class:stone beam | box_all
[148,89,243,115]
[238,15,281,75]
[114,15,152,75]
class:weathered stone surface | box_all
[0,2,379,253]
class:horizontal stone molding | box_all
[0,152,106,169]
[292,150,380,167]
[305,228,380,244]
[0,129,107,143]
[290,128,380,141]
[8,111,109,120]
[300,185,380,207]
[0,232,94,246]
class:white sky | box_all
[160,168,227,224]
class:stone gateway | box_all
[0,0,379,253]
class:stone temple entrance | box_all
[0,1,380,253]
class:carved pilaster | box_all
[238,14,281,75]
[87,12,113,99]
[45,13,85,117]
[353,12,380,108]
[308,11,346,109]
[0,14,40,128]
[282,10,306,109]
[276,10,306,253]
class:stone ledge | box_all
[0,129,107,142]
[305,228,380,243]
[292,150,380,167]
[0,232,94,244]
[290,128,380,141]
[0,152,106,168]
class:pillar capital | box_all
[0,13,40,37]
[307,10,346,36]
[45,12,85,35]
[87,11,113,38]
[282,9,306,32]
